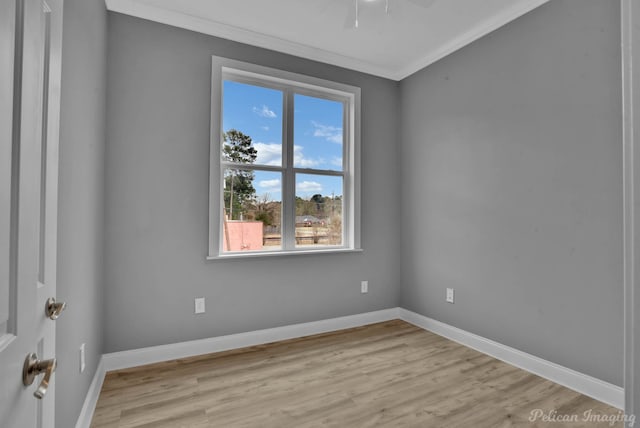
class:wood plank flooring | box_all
[91,320,623,427]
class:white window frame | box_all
[208,56,361,259]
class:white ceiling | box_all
[105,0,550,81]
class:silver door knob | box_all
[22,353,57,399]
[45,297,66,320]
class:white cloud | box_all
[293,145,322,168]
[259,179,280,188]
[253,105,277,118]
[331,157,343,167]
[258,179,281,194]
[261,126,270,131]
[253,142,281,166]
[312,121,342,144]
[297,181,323,193]
[253,143,324,168]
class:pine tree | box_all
[222,129,257,220]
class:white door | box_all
[0,0,63,427]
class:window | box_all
[208,57,361,258]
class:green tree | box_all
[295,196,315,216]
[223,129,257,220]
[310,194,325,216]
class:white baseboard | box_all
[77,306,623,428]
[102,308,401,372]
[75,356,106,428]
[398,308,624,410]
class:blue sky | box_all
[222,80,344,201]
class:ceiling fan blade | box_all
[406,0,436,8]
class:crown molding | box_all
[104,0,397,79]
[105,0,550,81]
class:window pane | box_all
[222,80,282,167]
[223,169,282,252]
[293,94,343,171]
[295,174,343,247]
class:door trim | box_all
[622,0,639,422]
[74,357,105,428]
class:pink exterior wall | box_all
[223,221,263,251]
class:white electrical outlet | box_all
[195,297,206,314]
[446,288,454,303]
[361,281,368,294]
[79,343,86,373]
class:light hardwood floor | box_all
[91,320,623,427]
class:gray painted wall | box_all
[104,13,401,353]
[56,0,107,426]
[52,3,625,424]
[399,0,623,386]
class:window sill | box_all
[206,247,363,261]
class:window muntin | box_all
[209,57,360,258]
